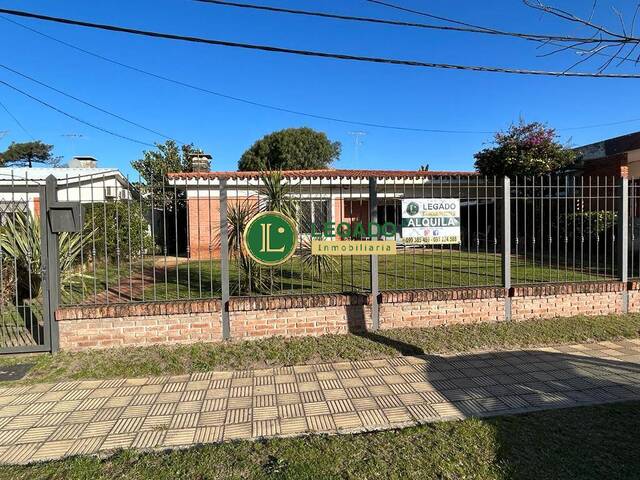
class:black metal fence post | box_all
[40,175,60,352]
[619,176,629,313]
[501,177,512,321]
[219,178,231,339]
[369,176,379,331]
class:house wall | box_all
[56,281,627,351]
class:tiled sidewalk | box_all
[0,339,640,465]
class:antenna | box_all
[0,130,8,139]
[61,133,85,158]
[347,131,367,166]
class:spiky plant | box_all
[0,211,94,303]
[258,170,298,218]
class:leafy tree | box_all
[239,127,341,171]
[474,121,575,177]
[0,141,60,168]
[132,140,202,188]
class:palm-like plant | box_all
[0,211,94,303]
[258,170,298,218]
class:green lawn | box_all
[1,313,639,386]
[54,249,612,305]
[0,401,638,479]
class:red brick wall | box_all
[510,283,623,320]
[187,196,259,259]
[56,282,628,352]
[187,197,221,260]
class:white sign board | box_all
[401,198,461,245]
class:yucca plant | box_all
[259,170,337,279]
[0,211,94,303]
[258,170,298,218]
[222,200,269,294]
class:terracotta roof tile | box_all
[167,169,478,180]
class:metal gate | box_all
[0,178,59,354]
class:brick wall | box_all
[56,281,630,352]
[56,300,222,351]
[379,288,505,329]
[511,282,624,320]
[187,197,221,260]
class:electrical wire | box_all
[0,98,35,139]
[0,78,156,147]
[0,63,183,143]
[193,0,614,44]
[0,16,494,134]
[0,7,638,78]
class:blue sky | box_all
[0,0,639,177]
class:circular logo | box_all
[243,211,298,266]
[406,202,420,216]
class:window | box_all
[298,199,330,234]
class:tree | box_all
[0,141,60,168]
[132,140,202,186]
[131,140,203,203]
[239,127,341,171]
[473,121,575,177]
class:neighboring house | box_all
[572,130,640,178]
[167,169,480,259]
[0,157,133,221]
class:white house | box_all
[0,157,133,219]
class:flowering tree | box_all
[474,121,575,177]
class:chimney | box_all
[69,156,98,168]
[190,153,212,172]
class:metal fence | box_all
[0,171,632,312]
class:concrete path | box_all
[0,339,640,465]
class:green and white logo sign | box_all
[243,211,298,266]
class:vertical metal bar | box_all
[619,176,629,312]
[369,177,379,331]
[41,175,59,352]
[501,177,511,321]
[219,179,231,340]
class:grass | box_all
[54,249,612,305]
[0,401,637,479]
[1,313,639,386]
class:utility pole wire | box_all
[193,0,618,44]
[0,7,639,78]
[0,99,34,140]
[4,16,640,135]
[0,18,492,135]
[0,63,184,144]
[368,0,640,66]
[0,79,156,147]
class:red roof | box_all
[168,169,478,180]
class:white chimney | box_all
[69,156,98,168]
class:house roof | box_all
[0,168,127,185]
[575,131,640,161]
[168,169,478,180]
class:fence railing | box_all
[0,172,636,313]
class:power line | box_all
[0,7,639,78]
[0,98,35,139]
[0,16,493,134]
[0,79,156,147]
[368,0,638,65]
[0,63,183,143]
[4,16,640,135]
[193,0,613,44]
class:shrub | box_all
[82,201,155,261]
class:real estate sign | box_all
[401,198,461,245]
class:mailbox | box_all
[48,203,82,233]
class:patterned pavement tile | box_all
[0,339,639,465]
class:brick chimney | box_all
[189,153,212,172]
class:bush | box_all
[82,202,155,261]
